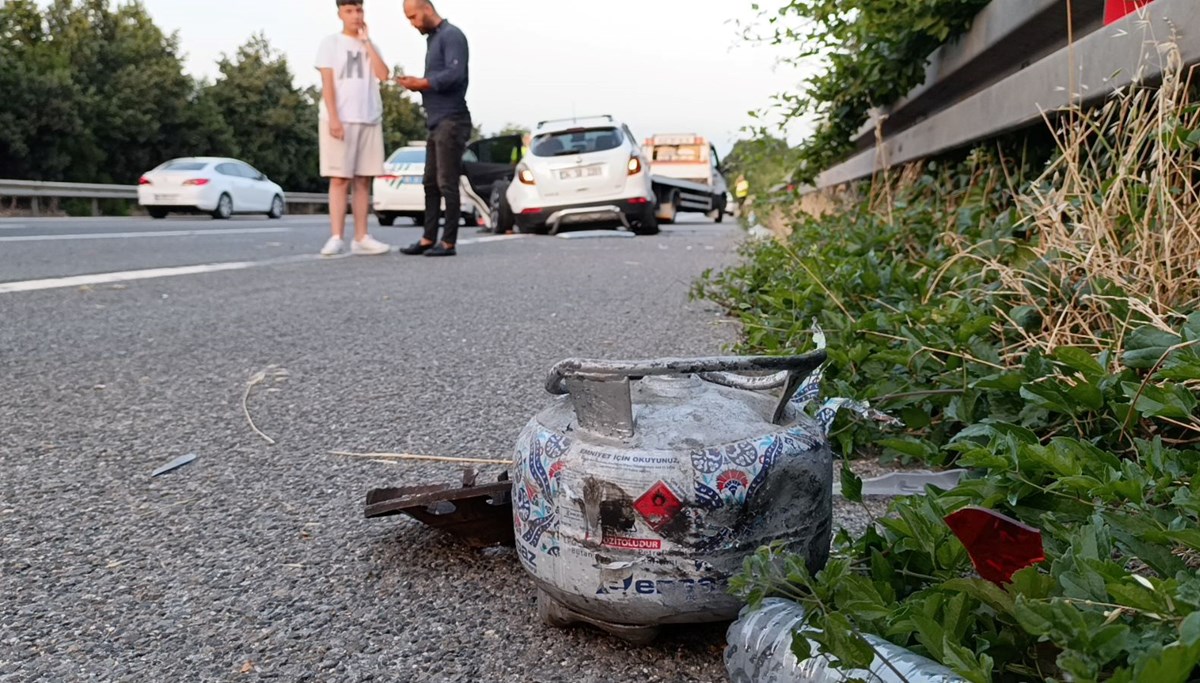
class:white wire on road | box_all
[0,227,292,242]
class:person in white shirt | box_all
[315,0,391,256]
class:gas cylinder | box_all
[511,353,832,643]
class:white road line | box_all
[0,224,29,231]
[0,255,324,294]
[0,234,531,295]
[0,228,291,242]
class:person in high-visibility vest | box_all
[734,175,750,210]
[510,133,532,163]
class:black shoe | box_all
[399,241,435,255]
[424,244,457,257]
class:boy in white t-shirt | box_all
[315,0,391,256]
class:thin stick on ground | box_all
[331,450,514,466]
[243,370,276,446]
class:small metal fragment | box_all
[833,469,968,497]
[365,469,514,548]
[151,453,197,477]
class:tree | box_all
[380,65,427,153]
[491,123,530,138]
[0,0,88,180]
[204,34,319,191]
[723,135,798,195]
[43,0,200,183]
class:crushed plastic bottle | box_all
[725,598,968,683]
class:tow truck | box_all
[641,133,729,224]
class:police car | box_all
[479,115,658,235]
[372,142,478,227]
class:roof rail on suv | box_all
[535,115,614,130]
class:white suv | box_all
[495,115,658,235]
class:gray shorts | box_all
[319,121,385,179]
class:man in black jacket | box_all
[396,0,471,258]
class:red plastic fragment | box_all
[944,507,1046,585]
[1104,0,1154,25]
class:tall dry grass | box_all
[946,46,1200,361]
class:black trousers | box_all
[423,115,472,246]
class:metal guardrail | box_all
[0,179,332,216]
[814,0,1199,190]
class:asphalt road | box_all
[0,213,750,682]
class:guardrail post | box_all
[30,196,39,218]
[91,199,100,217]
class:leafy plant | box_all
[742,0,991,182]
[702,59,1200,680]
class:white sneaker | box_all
[351,235,391,256]
[320,237,345,256]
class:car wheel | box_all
[659,192,679,225]
[489,181,515,234]
[212,193,233,220]
[148,208,168,219]
[712,195,726,224]
[631,206,660,236]
[267,195,285,219]
[377,212,396,227]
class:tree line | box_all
[0,0,430,193]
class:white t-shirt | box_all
[315,33,384,124]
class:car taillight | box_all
[520,208,542,215]
[138,177,152,185]
[629,197,649,205]
[627,156,642,175]
[182,179,210,186]
[518,168,535,185]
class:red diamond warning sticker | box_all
[633,481,683,532]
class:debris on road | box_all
[725,598,967,682]
[557,230,636,240]
[515,352,834,644]
[364,469,514,548]
[362,326,910,647]
[832,468,967,497]
[944,506,1045,585]
[151,453,197,477]
[241,366,287,446]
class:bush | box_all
[698,57,1200,680]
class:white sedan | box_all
[137,157,286,220]
[373,143,480,227]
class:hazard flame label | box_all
[633,481,683,532]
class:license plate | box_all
[385,176,422,188]
[558,166,603,181]
[154,194,177,201]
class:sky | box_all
[87,0,817,157]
